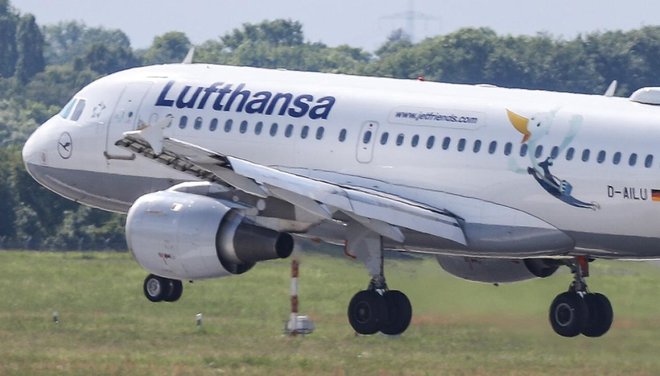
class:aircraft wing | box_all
[116,131,466,246]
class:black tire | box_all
[582,293,613,337]
[143,274,168,302]
[348,290,388,335]
[164,279,183,302]
[549,291,589,337]
[380,290,413,335]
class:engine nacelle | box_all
[126,190,293,280]
[436,255,560,283]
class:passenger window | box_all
[71,99,86,121]
[411,135,419,148]
[224,119,233,132]
[426,136,435,149]
[396,134,404,146]
[597,150,606,164]
[179,116,188,129]
[504,142,512,156]
[194,116,203,130]
[629,153,637,166]
[240,120,248,133]
[488,141,497,154]
[473,140,481,153]
[550,146,559,159]
[339,128,347,142]
[380,132,389,145]
[255,121,263,135]
[59,98,76,119]
[442,137,451,150]
[316,127,325,140]
[519,144,528,157]
[209,118,218,131]
[613,152,621,165]
[285,124,294,137]
[270,123,278,136]
[363,130,372,144]
[645,154,653,168]
[301,125,309,139]
[566,147,575,161]
[535,145,543,158]
[457,138,466,152]
[582,149,590,162]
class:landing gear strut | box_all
[143,274,183,303]
[548,257,613,337]
[345,230,412,335]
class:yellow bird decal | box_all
[506,109,530,143]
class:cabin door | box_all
[105,82,153,160]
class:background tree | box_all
[221,19,304,51]
[42,21,132,65]
[141,31,191,64]
[14,14,44,83]
[0,1,17,77]
[81,44,139,75]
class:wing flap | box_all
[116,132,466,245]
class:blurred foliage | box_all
[2,4,660,250]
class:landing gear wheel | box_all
[582,293,613,337]
[380,290,412,335]
[549,291,589,337]
[143,274,168,302]
[348,290,388,335]
[164,279,183,302]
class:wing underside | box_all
[116,131,467,247]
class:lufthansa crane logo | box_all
[57,132,73,159]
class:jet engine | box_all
[436,255,560,283]
[126,190,293,280]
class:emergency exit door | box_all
[356,121,378,163]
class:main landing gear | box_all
[143,274,183,303]
[345,228,412,335]
[347,279,413,335]
[548,256,613,337]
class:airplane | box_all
[20,59,660,338]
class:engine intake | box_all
[126,190,293,280]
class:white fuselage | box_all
[22,64,660,258]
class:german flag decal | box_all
[652,189,660,201]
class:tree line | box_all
[2,0,660,250]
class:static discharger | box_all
[285,257,314,336]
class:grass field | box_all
[1,250,660,375]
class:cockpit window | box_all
[59,98,76,119]
[70,99,86,121]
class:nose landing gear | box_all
[548,257,613,337]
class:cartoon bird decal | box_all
[506,109,553,144]
[505,108,598,210]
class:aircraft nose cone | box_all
[22,124,51,181]
[23,130,40,170]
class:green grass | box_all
[1,250,660,375]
